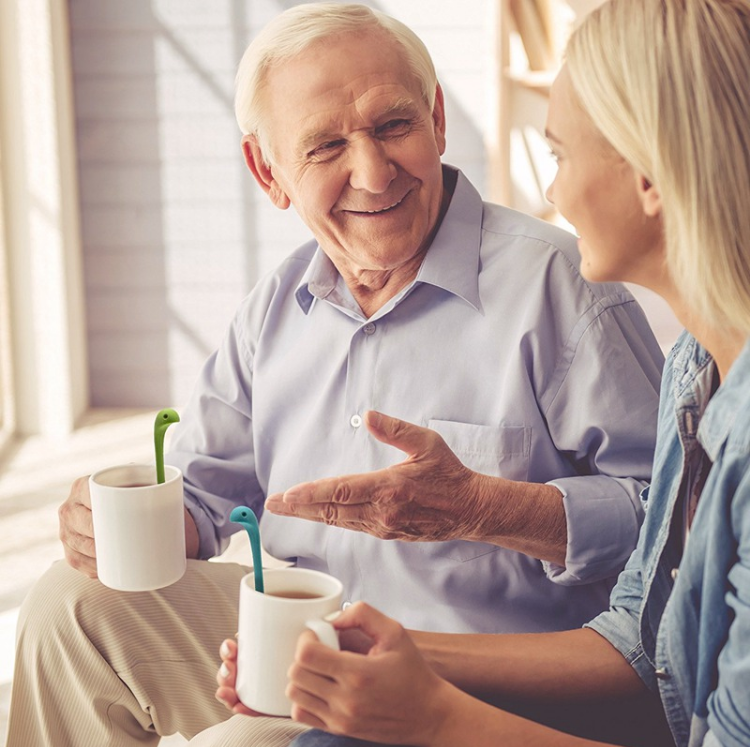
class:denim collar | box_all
[673,334,750,461]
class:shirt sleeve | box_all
[166,310,264,560]
[541,296,663,585]
[584,518,660,693]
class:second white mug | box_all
[236,567,343,716]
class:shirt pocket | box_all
[427,419,531,481]
[421,419,532,563]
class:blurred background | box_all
[0,0,681,742]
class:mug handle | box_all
[305,618,340,650]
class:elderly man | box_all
[6,4,663,747]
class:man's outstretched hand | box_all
[264,411,490,542]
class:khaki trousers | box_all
[5,560,310,747]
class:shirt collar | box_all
[698,336,750,460]
[294,165,483,315]
[294,249,357,316]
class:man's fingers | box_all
[268,469,392,508]
[364,410,438,459]
[69,475,93,507]
[62,548,98,578]
[265,497,446,540]
[59,498,94,535]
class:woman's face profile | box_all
[545,66,664,289]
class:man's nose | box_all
[348,138,397,193]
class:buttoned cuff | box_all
[184,493,230,560]
[542,476,644,585]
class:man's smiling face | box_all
[247,28,447,278]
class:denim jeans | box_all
[290,730,394,747]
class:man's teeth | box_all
[364,198,402,213]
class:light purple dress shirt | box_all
[168,167,664,634]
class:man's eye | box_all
[320,140,345,151]
[377,119,411,136]
[309,140,346,160]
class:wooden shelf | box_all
[506,68,556,96]
[493,0,598,210]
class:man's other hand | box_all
[59,476,98,577]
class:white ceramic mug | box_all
[89,464,186,592]
[236,567,343,716]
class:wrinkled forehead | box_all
[261,30,426,153]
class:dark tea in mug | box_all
[266,590,323,599]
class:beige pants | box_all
[5,560,310,747]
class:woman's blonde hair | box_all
[234,3,437,163]
[567,0,750,333]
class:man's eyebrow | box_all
[376,97,421,120]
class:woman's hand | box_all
[214,620,376,718]
[286,602,454,745]
[215,638,262,716]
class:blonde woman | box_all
[216,1,750,745]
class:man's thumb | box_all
[364,410,429,457]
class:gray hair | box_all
[234,3,437,161]
[567,0,750,333]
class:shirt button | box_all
[655,668,670,680]
[671,568,679,581]
[363,323,376,335]
[350,414,362,428]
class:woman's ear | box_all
[636,173,662,218]
[241,135,291,210]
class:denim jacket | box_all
[588,332,750,747]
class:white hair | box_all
[567,0,750,334]
[234,3,437,162]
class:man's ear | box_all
[636,173,662,218]
[241,135,290,210]
[432,83,447,156]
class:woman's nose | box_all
[545,178,556,205]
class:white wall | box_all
[69,0,495,408]
[0,0,89,437]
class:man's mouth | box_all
[347,193,408,215]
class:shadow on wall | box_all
[71,0,259,408]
